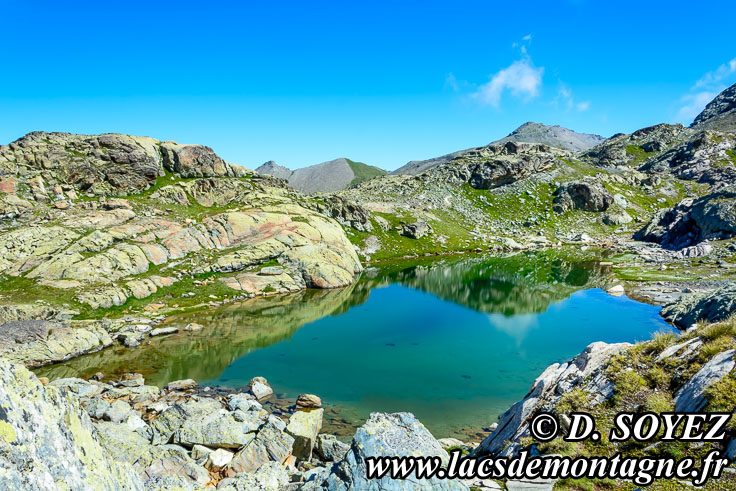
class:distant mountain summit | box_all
[392,122,604,175]
[494,122,605,152]
[256,157,386,194]
[692,82,736,132]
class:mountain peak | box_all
[692,82,736,132]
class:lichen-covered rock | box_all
[319,412,468,490]
[228,416,294,473]
[0,320,112,368]
[0,357,143,489]
[286,408,323,460]
[174,409,261,448]
[218,461,289,490]
[315,434,350,462]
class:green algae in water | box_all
[37,250,673,438]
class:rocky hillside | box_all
[0,132,362,367]
[692,82,736,133]
[256,157,386,194]
[392,122,604,175]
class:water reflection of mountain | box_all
[36,249,612,383]
[363,249,612,315]
[36,284,367,385]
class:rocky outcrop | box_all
[692,82,736,133]
[315,412,468,490]
[581,124,691,168]
[0,358,142,489]
[552,181,613,213]
[674,349,735,411]
[311,195,373,232]
[393,123,601,176]
[467,142,563,190]
[635,186,736,249]
[640,131,736,185]
[0,132,245,196]
[661,284,736,328]
[475,342,629,456]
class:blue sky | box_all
[1,1,735,171]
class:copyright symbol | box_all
[530,413,559,442]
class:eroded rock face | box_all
[553,181,613,213]
[0,358,142,489]
[635,187,736,249]
[475,342,630,456]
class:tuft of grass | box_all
[647,330,677,354]
[644,393,674,413]
[557,389,590,414]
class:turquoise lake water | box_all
[38,251,674,438]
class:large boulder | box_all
[661,284,736,328]
[553,181,613,213]
[0,358,142,489]
[319,412,468,490]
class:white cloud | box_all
[677,90,722,122]
[522,34,532,41]
[555,83,589,112]
[694,57,736,88]
[677,57,736,123]
[444,72,459,92]
[472,58,544,107]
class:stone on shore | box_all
[296,393,322,409]
[286,408,324,460]
[166,379,197,391]
[248,376,273,400]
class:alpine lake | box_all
[37,248,674,441]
